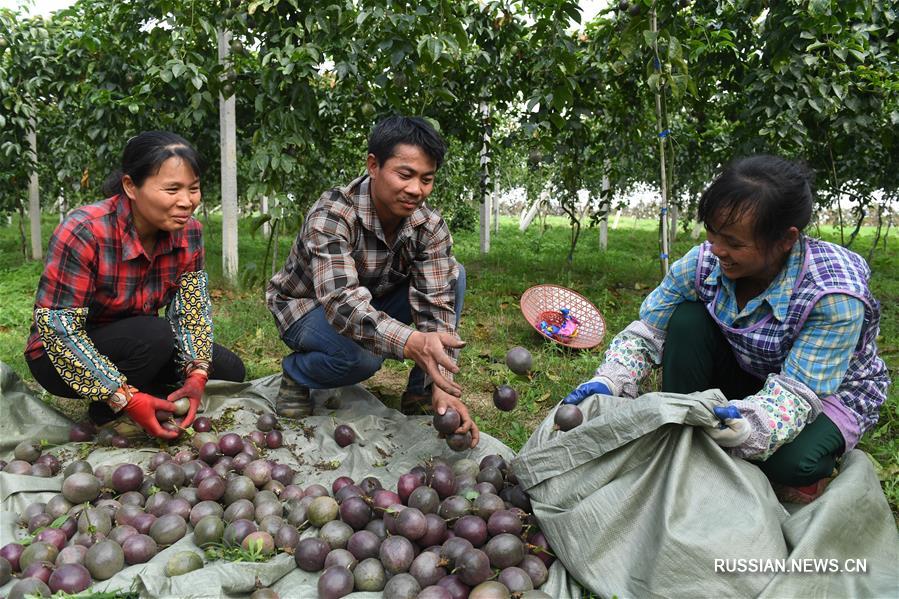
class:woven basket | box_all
[519,284,606,349]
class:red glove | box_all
[124,391,179,440]
[167,372,207,429]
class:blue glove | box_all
[562,380,612,405]
[706,404,752,447]
[713,405,741,427]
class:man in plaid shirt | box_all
[267,116,478,447]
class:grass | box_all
[0,212,896,516]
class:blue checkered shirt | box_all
[638,242,864,398]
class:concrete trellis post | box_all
[478,101,491,254]
[27,121,42,262]
[217,29,239,284]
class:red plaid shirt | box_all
[25,194,211,400]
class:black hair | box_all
[367,116,447,170]
[698,155,814,248]
[101,131,204,197]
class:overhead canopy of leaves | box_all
[0,0,894,239]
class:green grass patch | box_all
[1,213,896,516]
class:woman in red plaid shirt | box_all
[24,131,245,440]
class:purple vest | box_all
[694,237,889,443]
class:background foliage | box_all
[1,0,896,257]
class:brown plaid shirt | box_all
[266,175,460,376]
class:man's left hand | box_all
[403,331,464,398]
[166,372,207,429]
[432,387,480,448]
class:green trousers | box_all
[661,302,845,486]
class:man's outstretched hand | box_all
[432,387,480,448]
[403,331,464,397]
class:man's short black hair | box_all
[367,116,447,170]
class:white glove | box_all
[705,405,752,448]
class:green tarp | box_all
[513,390,899,598]
[4,362,895,598]
[0,363,578,598]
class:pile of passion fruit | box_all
[1,410,560,599]
[0,345,589,598]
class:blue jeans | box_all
[280,264,466,394]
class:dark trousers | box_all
[662,302,844,486]
[28,315,245,424]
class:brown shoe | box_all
[401,391,432,415]
[276,372,313,418]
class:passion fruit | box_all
[383,572,421,599]
[492,385,518,411]
[470,580,513,598]
[308,496,339,527]
[354,556,386,591]
[433,408,461,435]
[19,542,58,571]
[190,500,224,527]
[78,507,113,536]
[2,460,31,475]
[68,421,96,442]
[7,578,52,599]
[320,519,353,550]
[224,519,257,547]
[344,531,380,563]
[554,404,583,431]
[241,531,275,555]
[455,548,492,586]
[149,514,188,546]
[0,542,25,571]
[165,550,204,577]
[318,565,354,599]
[256,413,278,432]
[409,550,448,587]
[14,439,42,463]
[505,346,533,375]
[172,397,190,416]
[324,548,357,570]
[446,431,472,451]
[154,461,186,491]
[485,533,525,569]
[122,534,158,564]
[193,515,225,547]
[62,472,101,503]
[379,535,415,575]
[112,464,144,493]
[55,544,88,567]
[339,496,372,530]
[333,424,355,447]
[84,540,124,580]
[295,537,330,572]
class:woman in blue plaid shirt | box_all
[563,155,889,503]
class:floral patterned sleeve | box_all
[593,246,700,397]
